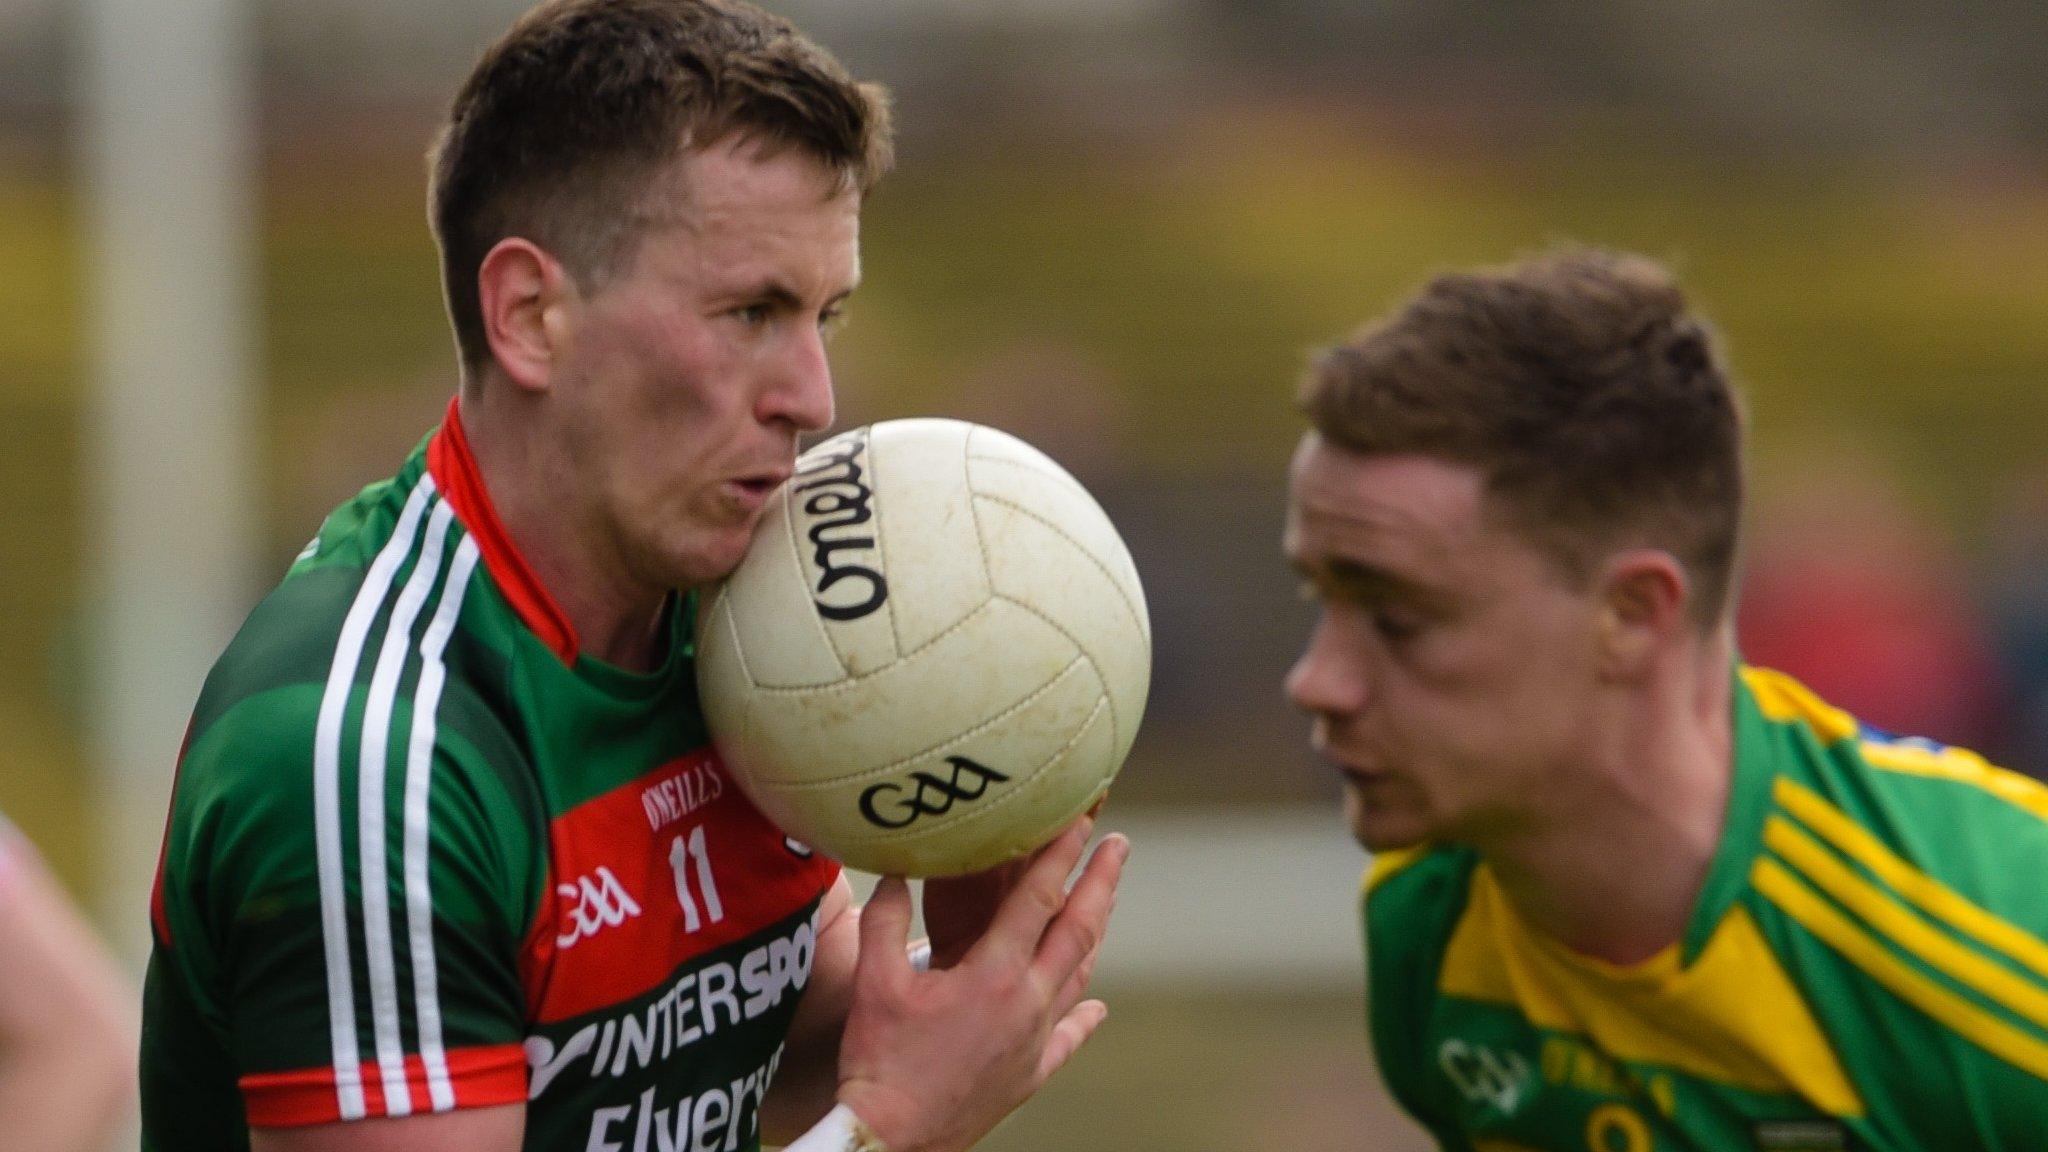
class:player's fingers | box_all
[1030,832,1127,990]
[1034,999,1108,1084]
[856,875,915,987]
[975,817,1094,964]
[1051,933,1104,1020]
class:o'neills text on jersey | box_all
[642,759,727,833]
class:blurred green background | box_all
[5,2,2048,1148]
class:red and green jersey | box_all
[142,400,839,1152]
[1364,666,2048,1151]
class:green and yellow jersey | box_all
[1364,666,2048,1151]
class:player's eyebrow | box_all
[735,281,805,310]
[1291,554,1425,600]
[731,280,860,312]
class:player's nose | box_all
[1286,618,1368,719]
[761,327,835,432]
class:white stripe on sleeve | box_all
[403,533,481,1112]
[356,488,453,1118]
[312,478,435,1121]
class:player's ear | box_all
[477,237,578,394]
[1594,549,1689,679]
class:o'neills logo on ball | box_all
[793,430,888,621]
[858,756,1012,829]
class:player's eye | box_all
[818,306,848,337]
[733,303,772,326]
[1373,608,1423,644]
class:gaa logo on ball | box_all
[696,419,1151,877]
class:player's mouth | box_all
[1322,753,1391,787]
[723,469,792,512]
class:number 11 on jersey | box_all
[668,825,726,932]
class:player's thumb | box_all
[857,876,915,983]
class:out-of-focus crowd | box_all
[1738,456,2048,779]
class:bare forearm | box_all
[762,881,860,1145]
[0,1036,132,1152]
[0,838,138,1152]
[759,1030,844,1145]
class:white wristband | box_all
[781,1103,888,1152]
[907,939,932,973]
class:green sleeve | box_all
[1778,738,2048,1144]
[157,683,543,1126]
[1363,848,1478,1149]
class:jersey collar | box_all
[1677,663,1781,965]
[426,396,581,665]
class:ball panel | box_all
[867,420,993,655]
[713,495,847,688]
[755,677,1116,876]
[974,497,1152,758]
[967,453,1149,639]
[726,595,1081,786]
[964,423,1093,499]
[695,585,756,752]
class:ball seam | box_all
[993,591,1122,757]
[760,652,1091,789]
[971,490,1147,640]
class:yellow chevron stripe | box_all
[1752,856,2048,1081]
[1439,866,1863,1114]
[1363,844,1430,896]
[1857,740,2048,824]
[1742,666,1858,745]
[1773,778,2048,983]
[1764,815,2048,1034]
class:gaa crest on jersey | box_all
[1437,1037,1535,1119]
[555,868,642,950]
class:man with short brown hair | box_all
[1287,249,2048,1148]
[141,4,1126,1151]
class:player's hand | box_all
[920,853,1031,970]
[924,804,1109,969]
[834,817,1128,1152]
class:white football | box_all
[695,418,1151,877]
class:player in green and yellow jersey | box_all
[1284,248,2048,1150]
[140,4,1128,1151]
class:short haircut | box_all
[1300,249,1745,626]
[427,0,895,373]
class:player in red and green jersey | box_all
[1283,249,2048,1150]
[141,4,1128,1151]
[145,406,842,1149]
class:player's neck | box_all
[457,390,670,672]
[1482,636,1736,966]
